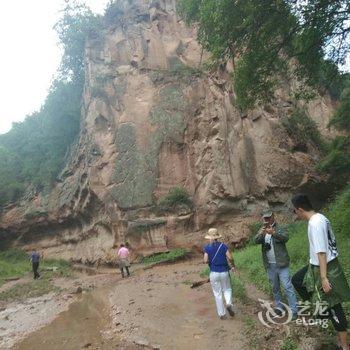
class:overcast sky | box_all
[0,0,109,134]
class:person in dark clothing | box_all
[254,209,298,320]
[30,249,41,279]
[291,194,350,350]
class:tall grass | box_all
[0,250,71,286]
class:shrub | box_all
[318,136,350,174]
[330,87,350,130]
[282,108,325,152]
[104,1,124,26]
[140,249,188,265]
[158,186,193,209]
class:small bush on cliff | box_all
[329,83,350,130]
[319,78,350,175]
[282,108,325,152]
[158,186,193,209]
[318,137,350,174]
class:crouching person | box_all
[254,209,298,320]
[204,228,237,319]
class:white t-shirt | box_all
[308,213,338,266]
[264,234,276,264]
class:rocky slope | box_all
[0,0,338,263]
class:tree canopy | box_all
[178,0,350,109]
[0,3,102,207]
[178,0,350,175]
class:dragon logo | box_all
[257,298,293,328]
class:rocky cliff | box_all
[0,0,338,263]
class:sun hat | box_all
[204,228,222,240]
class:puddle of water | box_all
[13,288,120,350]
[71,264,100,276]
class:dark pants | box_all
[120,266,130,278]
[292,265,348,332]
[32,262,40,279]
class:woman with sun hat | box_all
[204,228,237,319]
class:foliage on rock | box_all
[177,0,350,109]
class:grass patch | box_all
[0,278,59,302]
[0,250,72,286]
[200,266,210,278]
[0,250,30,285]
[141,248,188,265]
[281,337,298,350]
[243,315,259,349]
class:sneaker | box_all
[272,308,283,317]
[226,305,235,317]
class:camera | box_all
[264,242,271,251]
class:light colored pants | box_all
[209,271,233,317]
[267,263,298,314]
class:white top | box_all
[265,234,276,264]
[308,213,338,266]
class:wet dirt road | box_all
[12,288,123,350]
[9,260,261,350]
[108,261,249,350]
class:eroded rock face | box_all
[0,0,337,263]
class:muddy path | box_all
[107,261,250,350]
[12,287,126,350]
[3,259,315,350]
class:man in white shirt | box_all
[291,194,350,350]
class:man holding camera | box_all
[255,209,298,320]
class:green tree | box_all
[54,1,102,83]
[0,2,101,206]
[319,77,350,174]
[177,0,350,109]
